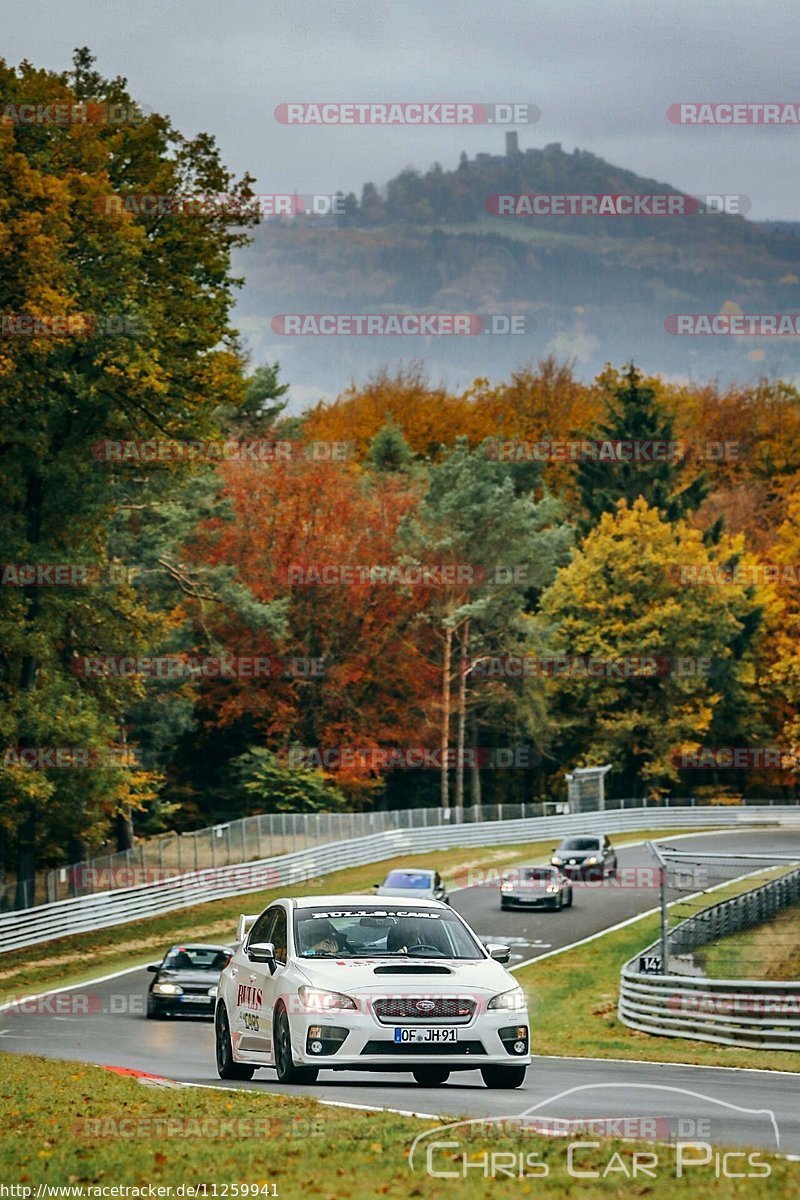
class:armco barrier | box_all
[619,865,800,1050]
[2,805,795,954]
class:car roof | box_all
[292,893,445,909]
[167,943,231,951]
[384,867,435,877]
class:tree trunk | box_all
[116,810,135,852]
[454,620,470,817]
[440,625,452,810]
[14,806,36,909]
[14,472,43,909]
[470,715,482,813]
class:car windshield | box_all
[294,907,483,959]
[560,838,600,852]
[519,868,556,883]
[383,871,432,888]
[162,947,228,971]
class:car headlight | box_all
[545,884,560,894]
[152,983,183,995]
[584,856,597,865]
[488,986,526,1011]
[551,856,562,865]
[298,985,357,1012]
[500,881,513,892]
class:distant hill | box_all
[232,139,800,399]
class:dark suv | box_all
[550,835,617,880]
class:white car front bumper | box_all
[284,1005,531,1069]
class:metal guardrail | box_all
[35,794,729,907]
[2,804,796,954]
[33,794,796,908]
[619,865,800,1050]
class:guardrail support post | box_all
[647,840,670,975]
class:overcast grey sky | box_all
[4,0,797,220]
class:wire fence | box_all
[4,805,796,953]
[16,794,791,910]
[619,846,800,1050]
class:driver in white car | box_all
[301,918,339,955]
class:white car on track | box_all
[215,894,530,1089]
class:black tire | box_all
[480,1065,527,1089]
[566,888,573,908]
[146,997,166,1019]
[274,1006,319,1085]
[215,1003,254,1080]
[412,1066,451,1086]
[555,894,563,911]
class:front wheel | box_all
[566,888,573,908]
[215,1004,254,1080]
[146,997,164,1019]
[274,1007,319,1085]
[412,1066,451,1086]
[481,1065,527,1089]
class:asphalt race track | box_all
[3,829,800,1153]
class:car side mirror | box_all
[247,941,276,963]
[146,963,160,973]
[485,943,511,964]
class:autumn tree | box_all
[398,440,571,810]
[0,48,257,901]
[535,498,767,796]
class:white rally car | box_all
[215,894,530,1089]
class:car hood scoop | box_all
[372,964,453,975]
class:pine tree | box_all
[576,364,708,533]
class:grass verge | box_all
[1,827,712,1001]
[0,1052,793,1195]
[517,873,800,1073]
[697,901,800,981]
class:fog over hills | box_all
[232,137,800,405]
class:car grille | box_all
[362,1040,486,1056]
[372,997,476,1024]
